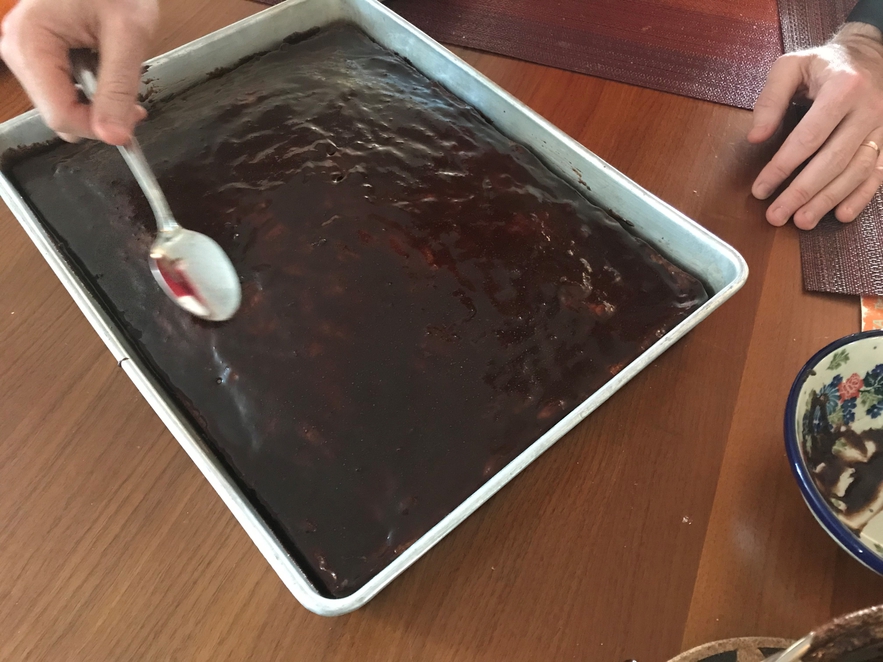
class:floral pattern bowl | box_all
[786,330,883,574]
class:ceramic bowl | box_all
[785,330,883,575]
[667,604,883,662]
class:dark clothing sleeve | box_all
[849,0,883,33]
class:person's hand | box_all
[748,22,883,230]
[0,0,158,145]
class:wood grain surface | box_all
[1,1,880,660]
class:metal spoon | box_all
[762,634,813,662]
[71,52,241,322]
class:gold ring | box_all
[862,140,881,155]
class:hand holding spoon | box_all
[70,51,242,322]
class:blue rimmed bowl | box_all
[786,330,883,575]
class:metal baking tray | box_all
[0,0,748,616]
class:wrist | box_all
[836,22,883,45]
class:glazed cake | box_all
[8,24,708,597]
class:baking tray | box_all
[0,0,748,616]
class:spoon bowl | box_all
[150,229,242,322]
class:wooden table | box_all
[1,1,881,660]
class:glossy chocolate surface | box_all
[8,24,707,596]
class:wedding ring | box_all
[861,140,880,156]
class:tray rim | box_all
[0,0,749,616]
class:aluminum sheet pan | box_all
[0,0,748,616]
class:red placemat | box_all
[251,0,782,109]
[389,0,782,110]
[779,0,883,296]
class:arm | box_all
[749,0,883,229]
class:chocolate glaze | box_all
[8,24,707,597]
[805,393,883,526]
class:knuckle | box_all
[124,15,153,37]
[0,9,18,39]
[107,1,158,36]
[792,127,824,151]
[0,36,12,65]
[828,145,853,170]
[788,183,813,206]
[762,54,802,91]
[41,108,67,134]
[767,158,794,182]
[2,4,40,40]
[754,95,778,111]
[99,79,134,101]
[0,16,23,57]
[813,191,837,213]
[856,76,873,96]
[836,71,865,97]
[776,52,801,68]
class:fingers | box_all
[748,54,805,144]
[750,34,883,229]
[835,150,883,223]
[0,0,156,145]
[764,115,873,226]
[91,12,153,145]
[0,8,94,140]
[790,136,882,229]
[752,85,853,201]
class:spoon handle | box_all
[70,51,180,234]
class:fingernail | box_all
[795,209,816,229]
[754,182,772,199]
[768,204,786,225]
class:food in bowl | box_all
[789,331,883,566]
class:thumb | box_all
[91,13,153,145]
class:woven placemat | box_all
[778,0,883,296]
[778,0,856,51]
[250,0,782,110]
